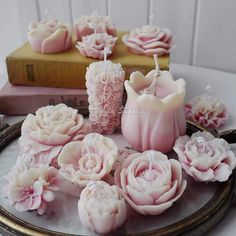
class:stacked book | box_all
[1,25,169,115]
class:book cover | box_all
[0,82,88,115]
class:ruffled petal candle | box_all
[28,20,72,54]
[122,25,172,56]
[115,150,187,215]
[185,94,228,129]
[78,181,127,234]
[74,14,117,41]
[58,133,118,187]
[86,60,125,134]
[174,131,236,182]
[4,158,60,215]
[76,33,117,59]
[19,104,92,166]
[121,64,186,153]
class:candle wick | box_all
[44,8,52,21]
[149,14,155,26]
[148,152,154,172]
[153,54,160,72]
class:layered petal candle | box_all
[28,20,72,54]
[76,33,117,59]
[58,133,118,187]
[86,59,125,134]
[19,104,92,167]
[122,25,173,56]
[121,58,186,153]
[75,14,117,41]
[174,131,236,182]
[78,181,127,234]
[114,150,187,215]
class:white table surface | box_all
[1,63,236,236]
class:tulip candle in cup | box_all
[86,51,125,134]
[121,55,186,153]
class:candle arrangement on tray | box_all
[2,10,236,236]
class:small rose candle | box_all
[121,55,186,153]
[86,59,125,134]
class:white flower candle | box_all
[121,55,186,153]
[86,56,125,134]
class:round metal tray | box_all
[0,121,235,236]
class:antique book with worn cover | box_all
[0,82,88,115]
[6,32,170,89]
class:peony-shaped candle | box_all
[174,131,236,182]
[121,55,186,153]
[19,104,92,167]
[28,20,72,54]
[78,181,127,234]
[86,53,125,134]
[114,150,187,215]
[74,13,117,41]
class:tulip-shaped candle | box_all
[121,55,186,153]
[86,48,125,134]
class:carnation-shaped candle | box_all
[74,12,117,41]
[28,20,72,54]
[121,56,186,153]
[86,54,125,134]
[185,85,228,129]
[76,33,117,59]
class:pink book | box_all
[0,82,88,115]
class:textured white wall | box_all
[1,0,236,73]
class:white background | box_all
[0,0,236,76]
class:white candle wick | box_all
[153,54,159,71]
[92,9,99,17]
[149,14,155,26]
[89,22,97,34]
[148,152,155,172]
[44,8,52,21]
[103,47,111,70]
[205,84,213,96]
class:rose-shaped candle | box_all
[78,181,127,234]
[174,131,236,182]
[122,25,172,56]
[115,150,187,215]
[19,104,92,167]
[28,20,72,54]
[74,13,117,41]
[58,133,118,187]
[86,58,125,134]
[121,56,186,153]
[76,33,117,59]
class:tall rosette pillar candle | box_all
[86,54,125,134]
[121,56,186,153]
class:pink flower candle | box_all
[121,55,186,153]
[74,13,117,41]
[86,55,125,134]
[28,20,72,54]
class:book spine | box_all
[6,56,170,89]
[0,94,88,115]
[6,58,88,89]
